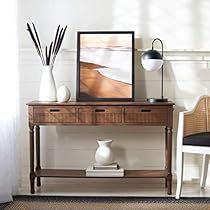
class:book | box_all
[86,166,124,177]
[93,163,119,170]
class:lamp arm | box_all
[152,38,164,99]
[151,38,163,57]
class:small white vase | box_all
[57,85,71,102]
[95,139,114,165]
[39,65,57,102]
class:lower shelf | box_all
[35,169,168,178]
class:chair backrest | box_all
[184,95,209,137]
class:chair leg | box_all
[176,150,184,199]
[200,154,209,189]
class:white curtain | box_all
[0,0,18,203]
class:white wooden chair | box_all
[176,95,210,199]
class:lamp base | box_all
[147,98,168,103]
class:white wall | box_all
[18,0,210,49]
[18,0,210,190]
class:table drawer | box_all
[124,107,168,124]
[78,107,123,124]
[33,106,76,123]
[78,108,94,124]
[94,107,122,124]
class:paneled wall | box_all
[18,0,210,189]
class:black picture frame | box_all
[76,31,135,101]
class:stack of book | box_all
[86,163,124,177]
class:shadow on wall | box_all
[135,38,147,99]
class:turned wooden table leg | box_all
[35,125,41,187]
[165,127,168,188]
[29,123,35,194]
[165,126,172,195]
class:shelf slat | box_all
[124,170,168,178]
[35,169,85,178]
[35,169,168,178]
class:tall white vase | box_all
[39,65,57,102]
[95,139,114,165]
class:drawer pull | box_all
[141,109,151,112]
[95,109,105,112]
[49,109,60,112]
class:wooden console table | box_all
[27,101,174,194]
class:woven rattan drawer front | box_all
[94,106,123,124]
[78,108,94,124]
[124,107,168,124]
[33,106,76,123]
[78,107,123,124]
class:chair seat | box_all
[183,132,210,146]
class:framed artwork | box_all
[76,31,134,101]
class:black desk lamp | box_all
[141,38,168,102]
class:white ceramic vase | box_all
[95,139,114,165]
[39,65,57,102]
[57,85,71,102]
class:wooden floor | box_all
[18,178,210,197]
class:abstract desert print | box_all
[78,32,134,100]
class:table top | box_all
[27,100,175,106]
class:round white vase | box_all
[57,85,71,102]
[95,139,114,165]
[39,65,57,102]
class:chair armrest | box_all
[177,95,208,146]
[176,110,205,146]
[183,109,197,135]
[183,96,208,137]
[177,112,185,147]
